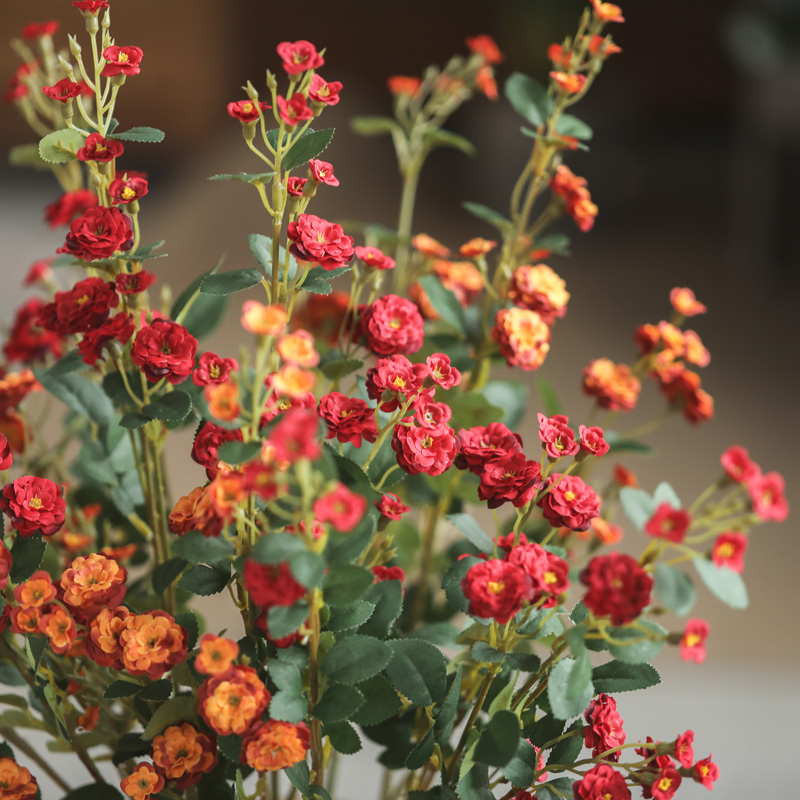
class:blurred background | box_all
[1,0,798,797]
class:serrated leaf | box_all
[9,142,48,170]
[434,666,462,745]
[536,777,574,800]
[267,603,308,638]
[516,607,565,639]
[39,350,85,378]
[357,579,404,639]
[175,611,199,650]
[462,201,512,231]
[537,376,563,418]
[547,719,584,767]
[284,761,310,795]
[534,233,571,255]
[474,709,521,767]
[140,390,192,422]
[350,675,402,726]
[10,535,46,583]
[556,114,593,140]
[36,371,113,426]
[201,268,264,295]
[608,620,667,664]
[25,636,46,676]
[141,694,196,739]
[314,684,365,725]
[443,556,480,614]
[505,73,553,127]
[251,531,305,563]
[209,171,274,183]
[481,381,528,430]
[320,358,364,381]
[170,259,227,339]
[322,564,374,605]
[327,599,375,632]
[284,128,335,171]
[653,563,696,616]
[447,513,494,552]
[217,734,244,763]
[217,440,262,465]
[269,660,306,723]
[177,564,229,596]
[289,550,325,589]
[324,720,362,755]
[38,128,85,164]
[693,558,748,609]
[604,430,654,455]
[351,116,401,137]
[547,658,594,719]
[114,126,165,143]
[152,557,187,595]
[418,274,465,333]
[385,638,447,707]
[172,530,235,564]
[591,661,661,693]
[619,487,656,531]
[565,648,592,701]
[104,680,141,699]
[322,635,392,684]
[139,679,172,701]
[501,738,539,788]
[653,482,682,509]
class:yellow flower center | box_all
[75,294,90,305]
[209,364,221,379]
[543,571,558,585]
[421,435,433,449]
[117,52,129,64]
[685,634,701,647]
[29,496,43,510]
[242,102,253,113]
[389,318,401,329]
[487,581,505,596]
[121,186,136,200]
[393,377,405,389]
[658,778,672,791]
[564,490,576,502]
[716,543,734,557]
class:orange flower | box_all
[39,606,77,654]
[61,552,127,613]
[277,329,320,368]
[85,606,132,670]
[205,382,241,422]
[492,308,551,371]
[0,757,37,800]
[76,704,99,731]
[195,633,239,676]
[169,485,225,538]
[683,330,710,368]
[588,34,622,57]
[550,165,598,232]
[208,468,246,516]
[408,282,439,321]
[9,607,43,635]
[411,233,450,259]
[242,720,310,772]
[0,369,41,414]
[550,71,586,94]
[547,43,573,70]
[293,291,349,345]
[101,544,138,561]
[387,75,422,97]
[119,611,187,680]
[582,358,641,411]
[59,531,93,552]
[434,259,485,305]
[198,665,270,736]
[0,410,28,452]
[459,237,497,258]
[14,571,57,608]
[591,517,623,545]
[475,64,499,101]
[614,464,638,488]
[150,723,218,790]
[507,264,570,325]
[272,364,316,398]
[241,301,287,336]
[120,762,164,800]
[670,287,706,317]
[590,0,625,23]
[466,34,504,65]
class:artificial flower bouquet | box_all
[0,2,789,800]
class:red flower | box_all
[57,206,134,261]
[747,471,789,522]
[79,313,135,366]
[192,422,243,480]
[650,766,682,800]
[692,755,719,789]
[41,277,119,335]
[101,46,144,78]
[372,565,405,583]
[376,493,409,521]
[73,1,109,13]
[269,409,321,463]
[711,531,747,573]
[355,246,395,270]
[360,295,425,356]
[456,423,524,474]
[1,476,66,536]
[313,483,367,532]
[679,618,709,664]
[192,352,238,387]
[286,177,307,196]
[492,308,551,370]
[42,79,90,102]
[465,34,504,64]
[580,553,652,625]
[3,298,64,363]
[479,453,542,509]
[131,319,198,385]
[506,542,569,606]
[277,94,314,127]
[590,1,625,24]
[579,425,609,457]
[583,694,626,761]
[392,421,459,476]
[426,353,461,389]
[550,71,587,93]
[507,264,570,325]
[720,445,759,484]
[414,396,452,429]
[308,74,342,105]
[0,435,12,472]
[109,175,149,205]
[670,287,706,317]
[365,355,428,412]
[23,21,59,39]
[0,542,12,589]
[44,189,97,227]
[550,165,598,232]
[644,503,691,543]
[573,764,631,800]
[461,559,530,623]
[276,40,325,74]
[77,133,124,163]
[23,258,53,287]
[287,213,354,270]
[539,474,601,531]
[388,76,422,96]
[317,392,377,448]
[308,159,339,187]
[538,413,579,459]
[244,560,305,608]
[673,731,694,768]
[227,99,271,121]
[261,374,317,425]
[116,270,156,295]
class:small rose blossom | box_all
[192,421,243,480]
[538,413,579,459]
[0,434,12,471]
[507,264,570,324]
[748,471,789,522]
[195,633,239,676]
[581,553,652,625]
[313,483,367,532]
[102,46,144,78]
[711,531,747,573]
[550,165,598,231]
[679,618,710,664]
[109,175,149,205]
[376,493,409,520]
[277,330,319,368]
[670,287,706,316]
[539,474,601,531]
[277,93,314,127]
[651,767,682,800]
[355,246,395,270]
[590,1,625,23]
[277,40,325,74]
[308,159,339,187]
[271,365,316,398]
[365,355,428,412]
[412,233,450,258]
[57,206,133,261]
[286,177,307,196]
[23,259,54,287]
[719,445,759,484]
[673,731,694,768]
[360,295,425,356]
[116,270,156,295]
[78,313,135,366]
[583,358,640,411]
[42,79,90,102]
[270,409,321,463]
[392,420,459,476]
[644,503,691,543]
[245,561,305,608]
[193,352,239,387]
[461,559,530,623]
[23,21,60,39]
[287,214,354,271]
[242,301,287,336]
[584,694,626,761]
[456,423,524,474]
[493,307,551,370]
[572,763,631,800]
[73,1,110,13]
[579,425,610,456]
[466,34,504,64]
[479,453,542,509]
[426,353,461,389]
[227,99,271,121]
[45,189,98,227]
[1,476,66,536]
[318,392,377,448]
[388,76,422,96]
[308,74,343,105]
[550,71,587,93]
[693,755,719,790]
[120,762,164,800]
[77,133,124,163]
[459,237,497,257]
[414,395,452,429]
[131,319,197,385]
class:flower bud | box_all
[245,80,260,104]
[68,35,82,58]
[266,70,277,93]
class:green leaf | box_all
[40,350,85,378]
[251,531,305,564]
[481,381,528,430]
[172,530,235,564]
[619,487,656,531]
[140,390,192,422]
[314,684,365,725]
[653,563,696,616]
[175,611,199,650]
[591,661,661,693]
[516,607,565,639]
[556,114,593,140]
[177,564,229,596]
[320,358,364,381]
[201,268,264,295]
[565,649,592,702]
[322,635,392,684]
[547,658,594,719]
[501,738,540,788]
[424,129,475,156]
[10,535,46,583]
[9,142,49,170]
[412,622,460,648]
[385,638,447,707]
[323,565,374,605]
[60,785,124,800]
[608,620,667,664]
[0,661,27,687]
[653,482,682,509]
[104,680,141,699]
[139,679,172,701]
[505,73,553,127]
[25,636,46,676]
[217,734,244,763]
[446,392,503,432]
[216,440,262,465]
[474,709,521,767]
[693,558,748,609]
[114,126,165,143]
[434,666,462,746]
[447,513,494,552]
[302,264,345,295]
[248,233,273,272]
[127,240,167,261]
[462,201,512,231]
[604,431,654,455]
[457,759,492,800]
[351,116,401,137]
[536,778,574,800]
[269,660,307,723]
[405,724,435,769]
[443,556,480,614]
[324,720,362,755]
[547,719,584,767]
[36,371,113,426]
[471,642,507,664]
[284,761,310,796]
[537,377,563,418]
[418,275,465,333]
[289,550,325,589]
[141,694,196,739]
[267,603,309,638]
[350,675,402,726]
[208,171,274,183]
[327,599,375,632]
[152,557,187,595]
[171,259,228,339]
[284,128,335,171]
[534,233,571,255]
[357,579,404,638]
[38,128,85,164]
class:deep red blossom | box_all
[538,413,579,459]
[579,425,609,457]
[287,213,354,271]
[711,531,747,573]
[426,353,461,389]
[747,471,789,522]
[42,277,119,336]
[317,391,377,448]
[42,79,90,102]
[581,553,652,625]
[372,565,405,583]
[693,756,719,789]
[573,764,631,800]
[720,445,759,483]
[23,21,59,39]
[365,355,428,412]
[461,559,530,623]
[57,206,133,261]
[261,374,317,425]
[308,74,342,105]
[73,1,110,13]
[506,542,569,606]
[78,313,135,366]
[286,177,307,196]
[0,434,12,472]
[478,453,542,509]
[376,493,409,520]
[227,99,271,121]
[277,40,325,74]
[313,483,367,532]
[191,422,243,480]
[1,476,66,536]
[679,618,710,664]
[355,246,395,270]
[392,421,459,476]
[673,731,694,768]
[44,189,98,227]
[644,503,691,543]
[455,423,524,474]
[115,270,156,295]
[132,320,197,385]
[269,408,322,463]
[23,259,53,287]
[244,560,305,608]
[192,352,238,387]
[650,766,682,800]
[277,94,314,127]
[308,159,339,186]
[584,694,626,761]
[101,46,144,78]
[539,474,600,531]
[0,542,12,589]
[360,295,425,356]
[414,395,452,430]
[77,133,124,163]
[3,298,64,363]
[109,175,149,205]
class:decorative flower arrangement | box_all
[0,2,790,800]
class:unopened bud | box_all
[266,70,277,93]
[58,56,76,81]
[245,80,260,104]
[101,9,111,30]
[68,35,82,58]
